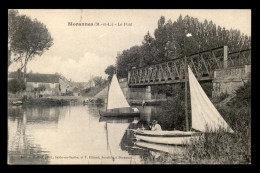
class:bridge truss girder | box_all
[128,46,251,86]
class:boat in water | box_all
[99,116,137,124]
[11,101,23,106]
[99,74,140,117]
[134,65,234,145]
[134,141,184,154]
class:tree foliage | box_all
[92,76,107,87]
[116,46,143,79]
[8,78,25,93]
[104,65,116,81]
[8,69,25,93]
[8,9,53,79]
[113,15,251,79]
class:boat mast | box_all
[185,55,189,131]
[184,31,190,132]
[115,64,117,75]
[105,83,109,112]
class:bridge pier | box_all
[145,86,152,100]
[212,64,251,97]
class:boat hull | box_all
[99,110,140,117]
[134,130,200,145]
[12,101,23,106]
[134,141,184,154]
[135,134,193,145]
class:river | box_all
[8,104,184,164]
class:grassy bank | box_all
[143,81,251,164]
[81,85,107,97]
[22,96,80,106]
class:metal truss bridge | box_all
[128,46,251,86]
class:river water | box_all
[8,104,184,164]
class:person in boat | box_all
[132,107,139,112]
[148,122,153,130]
[151,120,162,131]
[142,100,147,108]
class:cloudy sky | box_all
[8,9,251,82]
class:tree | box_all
[116,46,143,79]
[8,78,25,93]
[141,32,157,66]
[8,69,26,93]
[114,15,251,79]
[92,76,106,87]
[8,10,19,68]
[8,10,53,80]
[104,65,115,81]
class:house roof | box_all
[26,73,60,83]
[8,71,22,78]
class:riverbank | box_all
[20,96,88,106]
[129,99,167,106]
[143,81,251,164]
[8,98,22,105]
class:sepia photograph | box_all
[7,9,251,165]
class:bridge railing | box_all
[128,46,251,86]
[227,49,251,68]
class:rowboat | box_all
[12,101,23,106]
[134,141,184,154]
[134,65,234,145]
[134,129,201,145]
[99,73,140,117]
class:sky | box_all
[8,9,251,82]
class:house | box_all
[26,73,61,96]
[59,76,72,94]
[9,71,77,97]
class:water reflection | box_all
[8,105,173,164]
[8,106,54,164]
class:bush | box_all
[156,86,190,131]
[95,98,104,105]
[213,92,230,104]
[8,79,25,93]
[22,95,28,101]
[61,91,74,96]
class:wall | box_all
[119,78,146,100]
[119,78,166,102]
[59,78,72,93]
[212,65,251,97]
[26,82,60,96]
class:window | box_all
[33,82,38,88]
[50,83,56,88]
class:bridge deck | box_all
[128,46,251,86]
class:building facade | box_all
[26,73,61,96]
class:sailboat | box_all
[134,65,234,145]
[99,74,140,117]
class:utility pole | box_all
[184,31,192,131]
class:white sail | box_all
[107,74,130,110]
[188,66,234,133]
